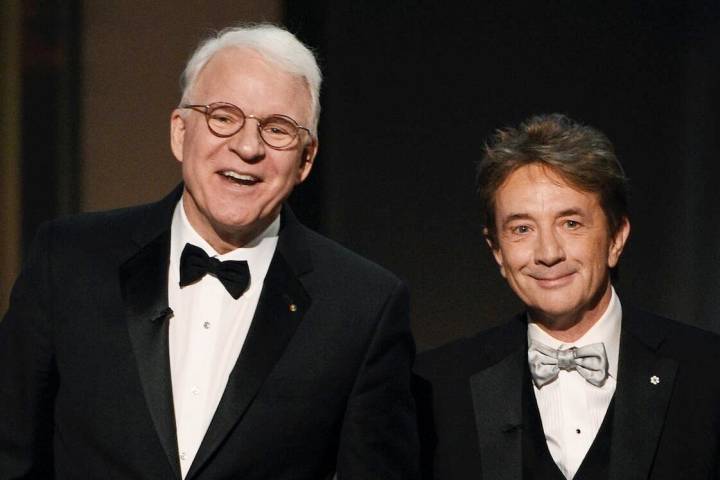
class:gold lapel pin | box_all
[650,375,660,385]
[289,303,298,312]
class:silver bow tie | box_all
[528,340,609,388]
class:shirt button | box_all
[203,321,211,329]
[191,386,200,395]
[180,451,187,461]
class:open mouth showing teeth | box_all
[221,171,259,185]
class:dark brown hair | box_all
[477,113,629,243]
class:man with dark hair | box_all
[0,24,418,479]
[415,114,720,479]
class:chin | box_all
[214,216,257,233]
[529,302,582,324]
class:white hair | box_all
[179,23,322,134]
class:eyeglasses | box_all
[181,102,313,149]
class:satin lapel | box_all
[120,185,183,479]
[120,228,180,479]
[187,207,312,479]
[608,314,678,480]
[470,345,526,480]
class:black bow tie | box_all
[179,243,250,299]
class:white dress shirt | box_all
[167,199,279,478]
[527,287,622,480]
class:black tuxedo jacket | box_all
[414,308,720,479]
[0,186,419,479]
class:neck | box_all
[207,222,271,254]
[529,283,613,343]
[182,192,277,254]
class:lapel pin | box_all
[650,375,660,385]
[289,303,298,312]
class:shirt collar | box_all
[527,286,622,379]
[170,197,280,293]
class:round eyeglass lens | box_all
[207,105,244,136]
[260,116,298,148]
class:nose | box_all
[227,119,265,162]
[534,227,565,267]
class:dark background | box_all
[13,1,720,350]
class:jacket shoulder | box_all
[29,197,172,265]
[40,185,180,244]
[300,226,404,289]
[45,202,157,234]
[415,316,525,381]
[624,306,720,361]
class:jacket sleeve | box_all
[336,280,420,479]
[0,223,58,479]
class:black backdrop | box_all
[12,2,720,351]
[285,1,720,350]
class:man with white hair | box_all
[0,24,419,479]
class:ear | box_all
[608,216,630,268]
[484,227,507,278]
[170,109,186,163]
[296,137,318,184]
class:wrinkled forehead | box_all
[191,47,313,116]
[494,163,605,217]
[499,162,602,198]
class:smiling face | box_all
[170,47,317,252]
[487,163,630,337]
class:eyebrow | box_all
[557,208,585,217]
[501,213,533,226]
[500,208,586,226]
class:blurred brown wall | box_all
[1,1,282,314]
[81,1,283,211]
[0,2,22,314]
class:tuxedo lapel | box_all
[120,187,183,479]
[186,206,312,479]
[469,320,526,480]
[608,310,678,480]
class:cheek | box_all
[183,128,224,160]
[501,245,530,272]
[274,157,305,184]
[181,153,204,182]
[588,237,613,269]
